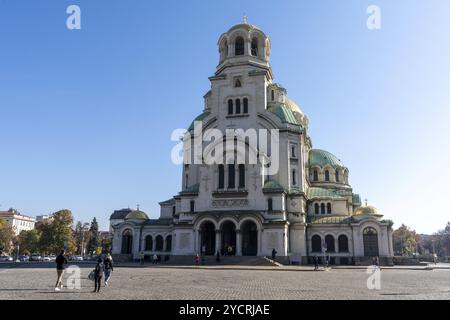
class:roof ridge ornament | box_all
[243,15,248,24]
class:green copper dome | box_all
[309,149,344,168]
[125,210,149,220]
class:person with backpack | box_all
[93,257,105,293]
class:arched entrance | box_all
[221,221,236,255]
[363,227,379,257]
[121,229,133,254]
[241,221,258,256]
[200,221,216,255]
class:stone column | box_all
[152,236,156,252]
[335,238,339,254]
[257,230,261,256]
[236,229,242,256]
[215,230,221,255]
[163,237,167,252]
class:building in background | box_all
[36,214,53,223]
[0,208,36,235]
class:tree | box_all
[87,217,99,255]
[74,221,90,256]
[36,209,76,255]
[17,229,41,255]
[0,219,15,255]
[392,224,422,256]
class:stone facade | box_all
[110,21,394,265]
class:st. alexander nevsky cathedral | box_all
[110,21,394,265]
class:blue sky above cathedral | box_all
[0,0,449,233]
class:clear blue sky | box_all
[0,1,449,233]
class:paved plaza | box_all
[0,263,449,300]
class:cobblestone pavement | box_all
[0,264,449,300]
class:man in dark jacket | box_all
[54,250,68,291]
[271,248,277,260]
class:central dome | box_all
[285,97,304,116]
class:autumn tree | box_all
[392,224,422,256]
[0,218,15,255]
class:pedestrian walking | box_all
[54,249,68,291]
[153,254,158,264]
[216,251,221,262]
[104,253,114,286]
[271,248,277,260]
[195,253,200,265]
[227,245,233,256]
[93,257,105,293]
[313,256,319,271]
[140,251,145,265]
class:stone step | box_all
[165,255,278,266]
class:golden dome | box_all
[354,206,382,217]
[285,97,303,115]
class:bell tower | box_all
[216,19,272,78]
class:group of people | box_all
[54,249,114,293]
[92,253,114,293]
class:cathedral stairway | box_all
[165,255,280,266]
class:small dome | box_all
[354,206,382,217]
[125,210,149,220]
[309,149,344,168]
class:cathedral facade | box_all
[110,22,394,265]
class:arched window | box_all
[190,200,195,213]
[235,99,241,114]
[228,164,235,188]
[327,203,332,214]
[314,203,319,214]
[338,235,349,252]
[312,235,322,252]
[155,235,164,251]
[145,235,153,251]
[238,164,245,188]
[313,170,318,181]
[243,98,248,113]
[268,198,273,211]
[218,164,225,189]
[228,99,233,115]
[292,169,297,186]
[271,90,275,101]
[335,169,340,182]
[235,37,244,55]
[363,227,379,257]
[325,170,330,181]
[251,38,258,56]
[325,235,335,252]
[321,203,325,214]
